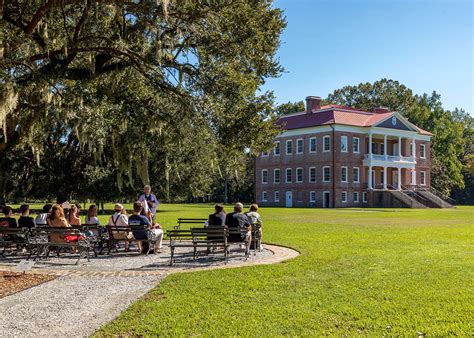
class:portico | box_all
[364,130,417,190]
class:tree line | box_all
[1,3,472,205]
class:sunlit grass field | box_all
[7,203,474,335]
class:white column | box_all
[383,166,387,190]
[412,169,417,186]
[368,166,373,190]
[398,136,402,157]
[397,167,402,190]
[384,135,388,160]
[412,138,416,159]
[369,133,373,155]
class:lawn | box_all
[7,203,474,335]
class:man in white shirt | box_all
[108,203,133,251]
[35,204,52,227]
[138,185,159,220]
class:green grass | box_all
[14,204,474,335]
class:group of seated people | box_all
[208,202,263,250]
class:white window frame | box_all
[420,144,426,159]
[353,167,360,183]
[274,191,280,203]
[309,137,317,153]
[353,192,359,204]
[380,143,385,155]
[261,169,268,184]
[341,191,347,203]
[286,140,293,155]
[352,137,360,153]
[285,168,292,183]
[273,168,280,184]
[420,171,427,186]
[323,135,331,152]
[296,138,304,154]
[341,135,348,153]
[262,191,268,202]
[341,166,348,183]
[323,166,331,182]
[274,141,281,156]
[310,191,316,203]
[363,191,368,203]
[296,167,303,183]
[309,167,316,183]
[261,151,269,157]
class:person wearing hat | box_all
[225,202,252,245]
[107,203,133,251]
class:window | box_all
[353,137,360,153]
[274,191,280,202]
[296,168,303,183]
[410,142,414,156]
[353,167,360,183]
[274,169,280,184]
[323,166,331,182]
[380,170,385,185]
[341,136,348,152]
[296,139,303,154]
[420,144,426,159]
[262,191,267,202]
[309,167,316,183]
[274,141,280,156]
[363,192,368,203]
[341,191,347,203]
[309,137,317,153]
[286,168,292,183]
[420,171,426,186]
[286,140,293,155]
[310,191,316,203]
[261,169,268,184]
[262,151,269,157]
[323,135,331,152]
[353,192,359,203]
[341,166,348,183]
[371,142,377,154]
[380,143,385,155]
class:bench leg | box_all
[170,246,174,266]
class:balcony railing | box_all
[364,154,416,163]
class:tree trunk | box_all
[224,177,229,204]
[0,154,7,206]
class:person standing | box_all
[138,185,159,221]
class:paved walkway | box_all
[0,244,298,337]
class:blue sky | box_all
[262,0,473,114]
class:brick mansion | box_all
[255,96,451,208]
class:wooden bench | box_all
[174,218,208,230]
[227,226,252,259]
[27,227,93,265]
[0,227,29,256]
[106,225,159,255]
[167,227,229,266]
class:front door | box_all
[323,191,330,208]
[392,170,399,189]
[285,191,293,208]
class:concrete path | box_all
[0,244,298,337]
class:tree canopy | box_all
[0,0,285,203]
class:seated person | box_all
[47,204,70,244]
[0,206,18,228]
[18,204,35,229]
[208,204,226,226]
[129,202,163,253]
[85,205,100,225]
[68,205,81,226]
[107,203,133,251]
[245,203,263,250]
[225,202,251,243]
[35,204,52,227]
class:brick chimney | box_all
[374,106,390,114]
[306,96,321,113]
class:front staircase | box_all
[372,187,454,208]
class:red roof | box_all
[276,105,432,135]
